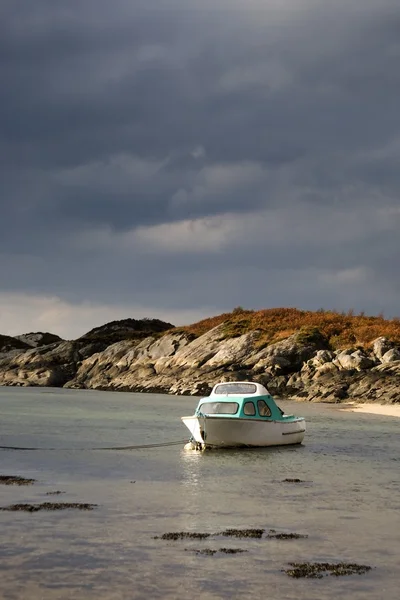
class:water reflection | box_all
[180,451,203,498]
[178,443,309,537]
[180,444,306,492]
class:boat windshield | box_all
[198,402,239,415]
[213,383,257,395]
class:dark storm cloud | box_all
[1,0,400,327]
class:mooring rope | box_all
[0,440,188,451]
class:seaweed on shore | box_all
[0,475,36,486]
[156,532,211,541]
[282,478,306,483]
[45,491,65,496]
[0,503,97,512]
[284,562,372,578]
[218,548,248,554]
[220,528,265,538]
[187,548,248,556]
[156,527,307,543]
[268,531,308,539]
[192,549,217,555]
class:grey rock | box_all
[333,350,375,371]
[314,362,340,378]
[244,332,328,374]
[381,348,400,363]
[309,350,335,367]
[0,341,80,387]
[373,337,395,361]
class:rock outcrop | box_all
[0,319,399,405]
[0,341,81,387]
[0,319,175,389]
[66,325,400,404]
[287,343,400,404]
[65,328,400,403]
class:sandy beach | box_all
[341,403,400,418]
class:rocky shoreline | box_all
[1,320,400,405]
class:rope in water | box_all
[0,440,188,451]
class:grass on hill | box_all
[171,307,400,350]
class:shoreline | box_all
[1,384,400,418]
[339,402,400,418]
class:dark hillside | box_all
[15,332,64,347]
[79,318,174,348]
[0,334,31,353]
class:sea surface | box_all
[0,386,399,600]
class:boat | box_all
[181,381,306,449]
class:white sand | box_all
[341,402,400,417]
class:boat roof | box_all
[209,381,270,397]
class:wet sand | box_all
[340,402,400,417]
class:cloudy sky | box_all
[1,0,400,338]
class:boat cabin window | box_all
[257,399,271,417]
[213,382,257,395]
[199,402,239,415]
[243,401,256,416]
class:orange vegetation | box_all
[172,307,400,349]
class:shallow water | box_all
[0,386,399,600]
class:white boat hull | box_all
[181,416,306,448]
